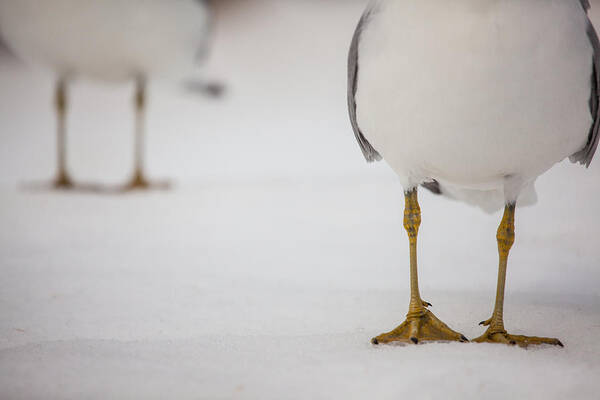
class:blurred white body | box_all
[356,0,593,211]
[0,0,210,81]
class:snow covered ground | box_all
[1,1,599,399]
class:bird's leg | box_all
[372,188,467,345]
[474,204,563,348]
[53,79,73,188]
[124,78,150,189]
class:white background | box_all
[0,1,599,398]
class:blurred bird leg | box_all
[53,78,73,188]
[124,78,150,190]
[372,189,467,345]
[474,204,563,348]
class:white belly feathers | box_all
[355,0,593,205]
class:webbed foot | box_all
[372,309,468,345]
[474,320,563,348]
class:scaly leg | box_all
[473,204,563,348]
[53,79,73,188]
[372,189,467,345]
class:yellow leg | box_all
[372,189,467,345]
[474,204,563,348]
[53,79,73,188]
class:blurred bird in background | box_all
[0,0,218,190]
[349,0,598,347]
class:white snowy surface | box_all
[0,1,599,399]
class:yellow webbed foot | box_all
[372,309,468,345]
[473,329,563,348]
[474,320,563,348]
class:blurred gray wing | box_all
[580,0,591,11]
[570,1,600,167]
[348,9,381,162]
[0,32,16,60]
[193,0,212,64]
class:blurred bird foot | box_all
[122,172,170,192]
[474,321,563,348]
[124,173,150,190]
[372,309,467,345]
[53,173,74,189]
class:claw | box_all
[410,337,419,344]
[461,335,469,342]
[423,301,433,308]
[371,338,379,345]
[557,340,564,348]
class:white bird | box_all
[349,0,599,346]
[0,0,212,190]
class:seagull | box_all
[348,0,598,347]
[0,0,213,190]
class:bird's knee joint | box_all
[497,229,514,246]
[403,211,421,238]
[496,224,515,253]
[496,204,515,253]
[55,90,66,112]
[403,190,421,237]
[135,90,145,109]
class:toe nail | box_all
[410,337,419,344]
[510,341,516,345]
[461,335,469,342]
[371,338,379,345]
[479,321,485,326]
[557,340,564,348]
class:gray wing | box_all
[0,31,17,61]
[570,0,600,167]
[580,0,591,11]
[348,8,381,162]
[198,0,213,63]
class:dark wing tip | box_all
[421,180,442,195]
[570,9,600,167]
[580,0,591,12]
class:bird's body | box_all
[349,0,598,346]
[0,0,210,82]
[0,0,212,189]
[351,0,597,211]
